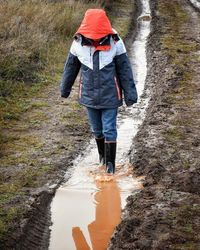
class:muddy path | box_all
[1,0,200,249]
[109,0,200,249]
[47,1,151,249]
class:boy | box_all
[60,9,138,174]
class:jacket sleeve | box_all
[114,38,138,106]
[60,41,81,98]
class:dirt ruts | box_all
[109,0,200,249]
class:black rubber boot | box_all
[95,137,105,164]
[105,142,116,174]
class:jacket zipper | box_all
[114,76,121,100]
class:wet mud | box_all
[109,0,200,249]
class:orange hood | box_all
[76,9,114,40]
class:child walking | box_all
[60,9,138,174]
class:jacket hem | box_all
[78,101,122,109]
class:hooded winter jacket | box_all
[60,9,138,109]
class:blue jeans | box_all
[86,107,118,142]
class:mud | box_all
[109,0,200,249]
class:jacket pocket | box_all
[114,76,121,100]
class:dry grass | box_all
[106,0,135,38]
[0,0,102,82]
[0,0,103,129]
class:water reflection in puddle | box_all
[49,0,151,249]
[72,180,121,250]
[50,171,143,250]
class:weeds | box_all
[0,0,101,82]
[0,206,23,239]
[159,1,198,147]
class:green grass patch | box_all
[164,127,186,140]
[0,206,24,240]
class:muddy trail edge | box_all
[109,0,200,249]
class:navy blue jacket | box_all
[60,34,138,109]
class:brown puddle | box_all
[72,180,121,250]
[49,170,144,250]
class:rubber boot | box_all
[95,137,105,164]
[105,142,116,174]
